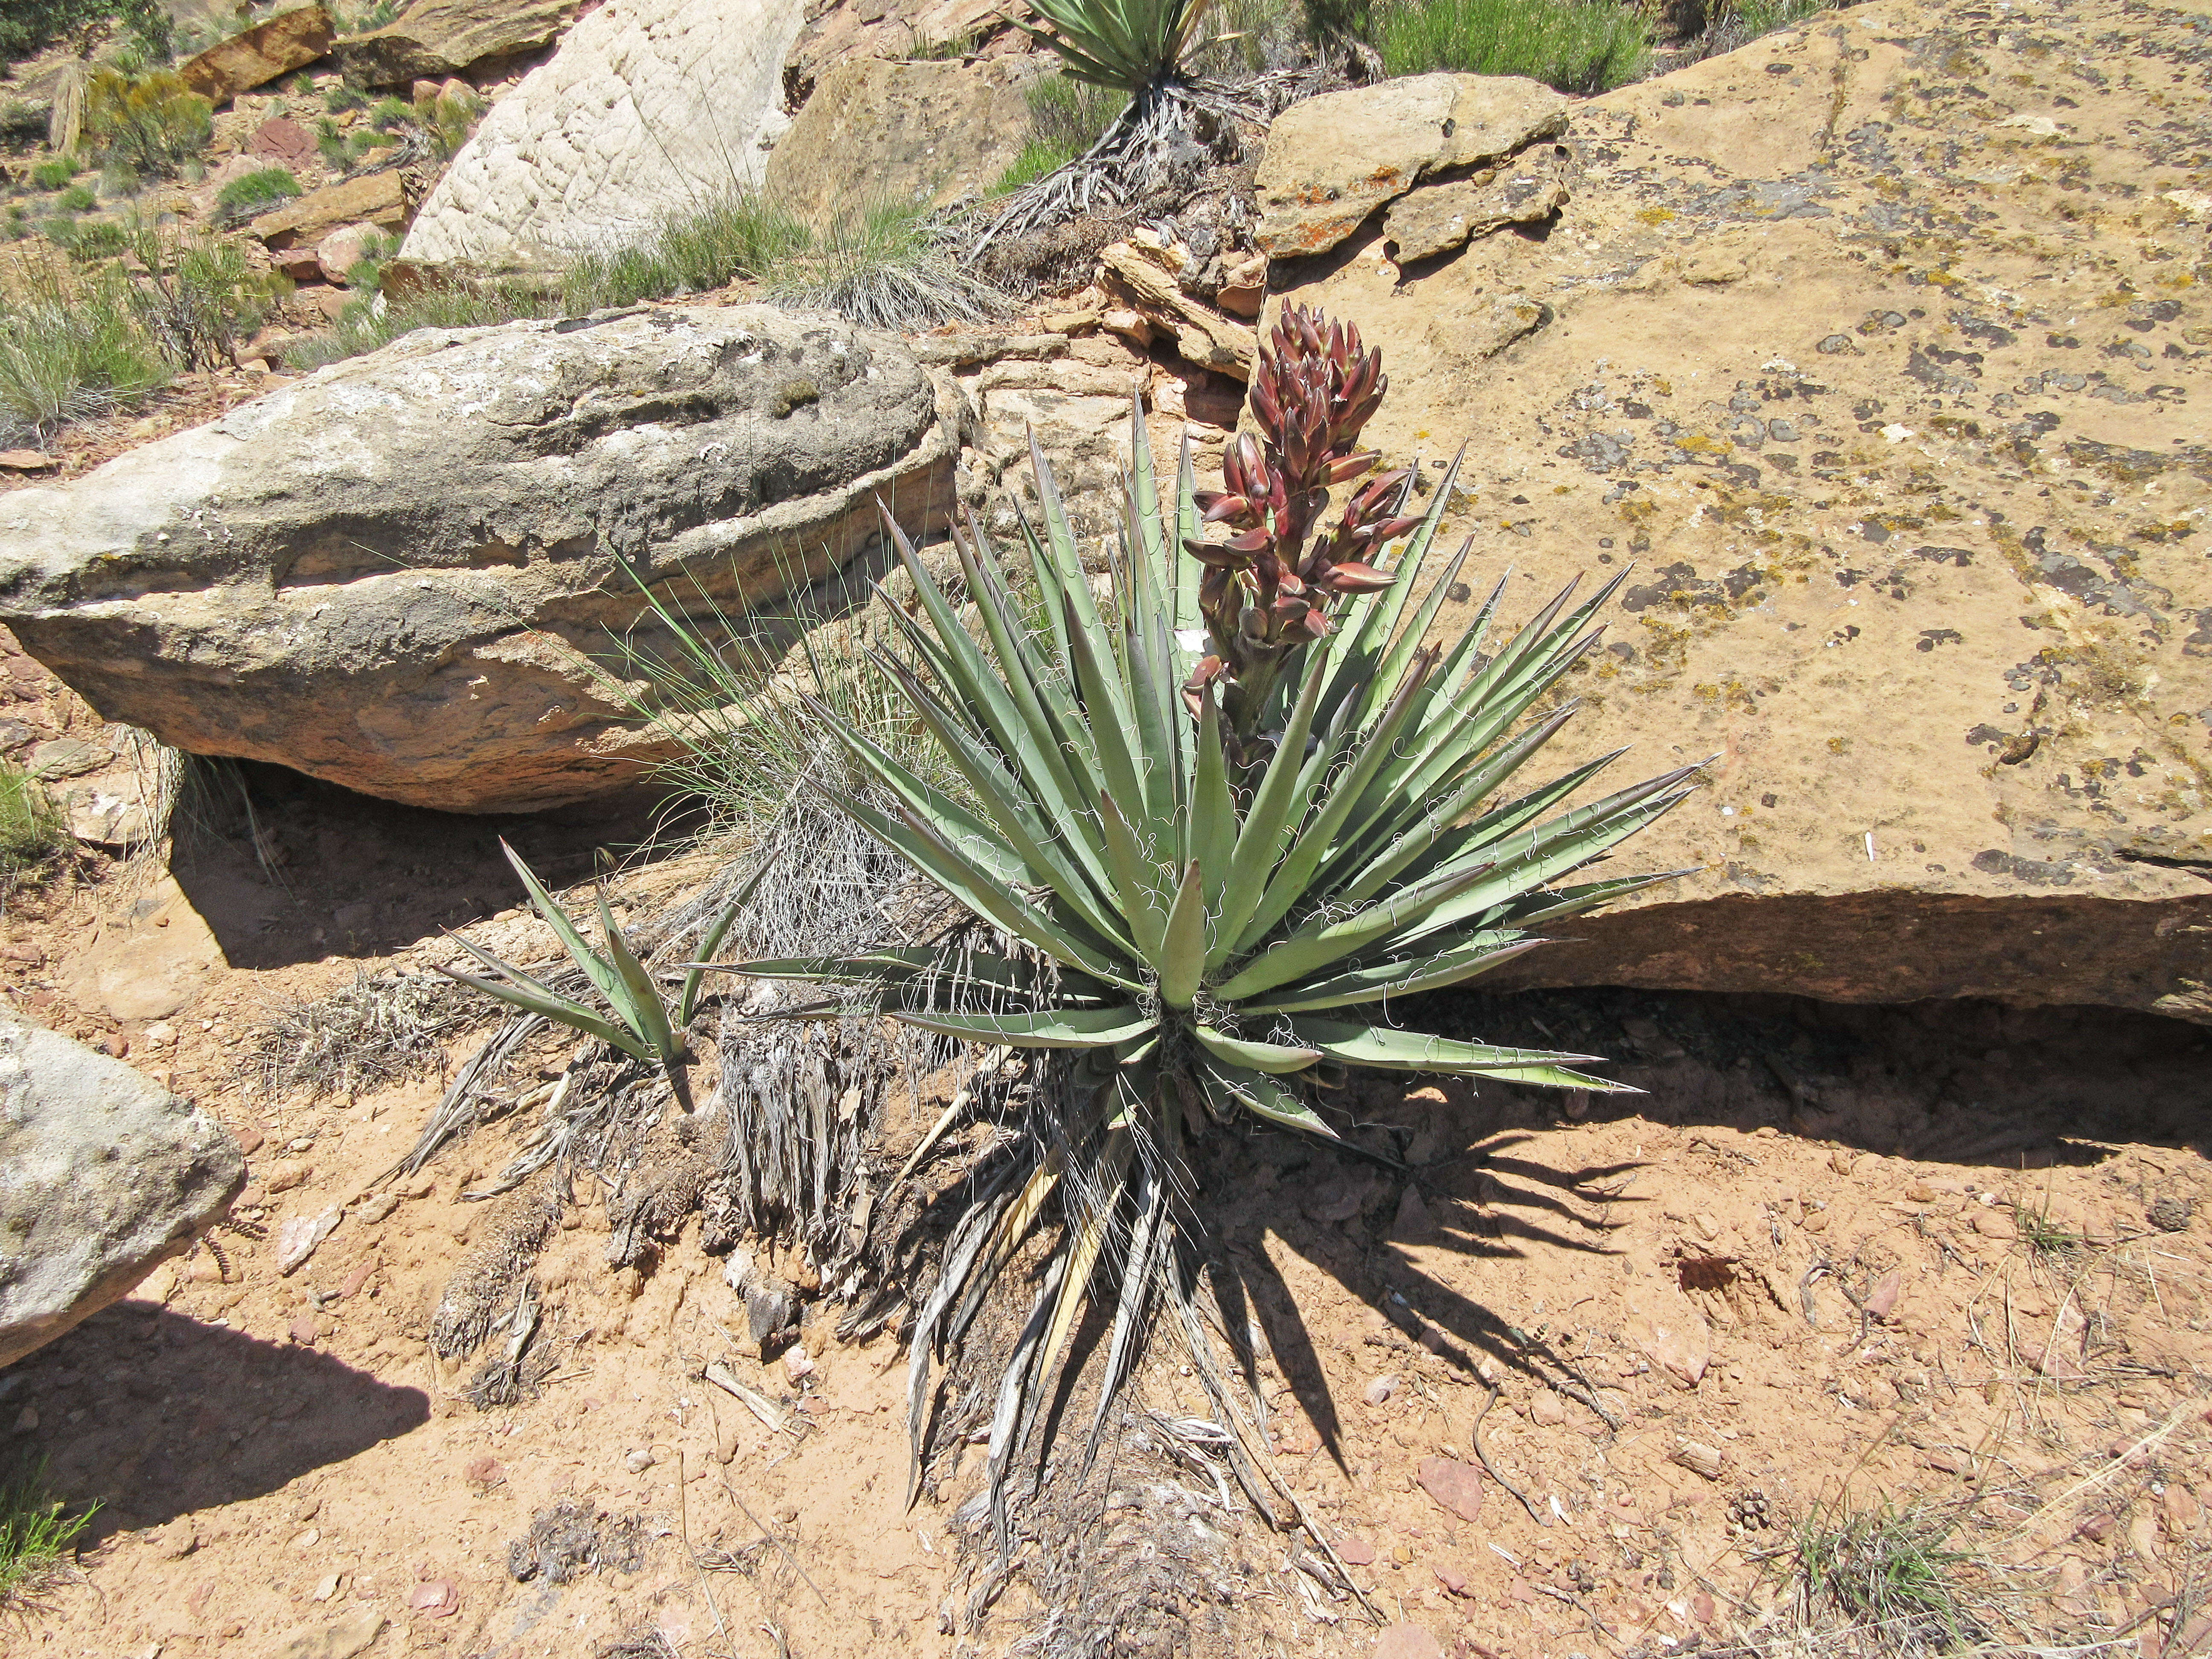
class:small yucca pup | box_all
[732,305,1695,1511]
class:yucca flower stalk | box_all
[713,307,1697,1518]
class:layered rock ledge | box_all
[1264,0,2212,1016]
[0,306,958,813]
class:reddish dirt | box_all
[0,661,2208,1659]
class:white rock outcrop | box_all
[402,0,805,270]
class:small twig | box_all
[1533,1580,1614,1638]
[679,1450,734,1655]
[1471,1384,1547,1527]
[719,1471,830,1608]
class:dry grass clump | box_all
[241,966,479,1103]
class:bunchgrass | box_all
[244,967,478,1103]
[0,1456,94,1607]
[1371,0,1650,91]
[285,281,559,371]
[564,192,1010,331]
[1793,1499,1984,1652]
[0,759,70,884]
[992,76,1127,195]
[0,260,169,445]
[215,165,300,220]
[29,159,77,192]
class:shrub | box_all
[56,183,96,212]
[0,762,71,884]
[125,221,286,370]
[367,94,414,132]
[315,116,347,170]
[84,66,212,175]
[325,81,368,113]
[30,158,79,192]
[343,128,396,164]
[0,0,170,65]
[215,165,300,219]
[1371,0,1650,90]
[417,87,483,160]
[694,306,1691,1499]
[49,215,129,261]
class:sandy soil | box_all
[1,664,2209,1659]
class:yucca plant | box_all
[716,304,1697,1513]
[1023,0,1215,90]
[438,840,760,1069]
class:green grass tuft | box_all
[0,760,71,883]
[1793,1499,1984,1651]
[29,158,78,192]
[55,184,96,212]
[0,262,169,443]
[0,1457,94,1605]
[1371,0,1650,92]
[215,165,300,218]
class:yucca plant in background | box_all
[1022,0,1215,90]
[721,304,1698,1514]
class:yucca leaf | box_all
[1157,861,1207,1009]
[1037,1124,1133,1417]
[1097,790,1170,963]
[822,786,1143,987]
[676,855,775,1027]
[1288,1017,1635,1090]
[1208,646,1330,969]
[1190,693,1235,920]
[597,888,678,1061]
[893,1005,1159,1048]
[501,839,627,1013]
[434,962,653,1060]
[1243,932,1544,1013]
[1501,867,1697,928]
[1190,1025,1321,1074]
[1198,1052,1341,1140]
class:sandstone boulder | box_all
[0,1008,244,1368]
[763,55,1039,225]
[784,0,1018,108]
[1252,73,1569,259]
[1260,0,2212,1017]
[333,0,579,86]
[178,3,336,105]
[250,168,407,247]
[0,306,958,813]
[400,0,804,271]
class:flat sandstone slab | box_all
[1266,0,2212,1015]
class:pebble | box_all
[291,1528,320,1550]
[1373,1624,1445,1659]
[232,1124,266,1155]
[1432,1560,1470,1596]
[288,1311,317,1345]
[276,1207,342,1275]
[151,1519,197,1560]
[1973,1209,2017,1240]
[1530,1391,1566,1427]
[784,1346,816,1384]
[1416,1455,1485,1522]
[356,1192,400,1225]
[1335,1534,1377,1566]
[625,1448,657,1474]
[1364,1374,1399,1406]
[311,1572,341,1602]
[266,1161,311,1195]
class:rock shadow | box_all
[167,757,689,970]
[0,1300,429,1542]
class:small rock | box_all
[276,1207,342,1275]
[1671,1440,1727,1480]
[266,1161,311,1194]
[784,1345,816,1384]
[265,1607,386,1659]
[1633,1307,1711,1388]
[1864,1268,1903,1321]
[1432,1559,1470,1595]
[625,1447,657,1474]
[1392,1186,1438,1242]
[1530,1391,1566,1427]
[1973,1209,2017,1240]
[407,1578,459,1617]
[288,1311,317,1345]
[1416,1455,1485,1522]
[13,1406,36,1432]
[0,450,61,472]
[2148,1195,2193,1233]
[721,1246,757,1293]
[1373,1623,1446,1659]
[1905,1180,1938,1202]
[1692,1212,1720,1241]
[355,1191,400,1225]
[744,1283,793,1356]
[311,1571,341,1601]
[232,1124,266,1156]
[151,1518,197,1559]
[1335,1533,1377,1566]
[1364,1374,1399,1406]
[464,1455,506,1488]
